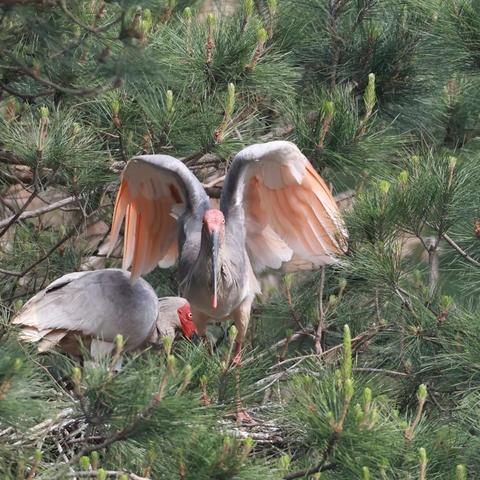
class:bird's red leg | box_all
[232,339,243,366]
[232,299,257,425]
[231,298,251,366]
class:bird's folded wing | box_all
[108,155,209,281]
[12,272,95,345]
[221,141,347,273]
[12,270,158,348]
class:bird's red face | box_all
[202,209,225,310]
[202,209,225,239]
[177,303,197,339]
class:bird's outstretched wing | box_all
[220,141,347,273]
[109,155,209,280]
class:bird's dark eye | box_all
[188,312,192,318]
[222,219,225,224]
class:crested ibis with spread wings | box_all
[109,141,347,363]
[13,269,196,358]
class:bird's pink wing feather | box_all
[109,156,195,281]
[225,141,347,273]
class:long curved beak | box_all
[211,229,220,309]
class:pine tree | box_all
[1,0,480,478]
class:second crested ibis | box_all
[12,268,197,358]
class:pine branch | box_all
[59,0,122,35]
[284,435,337,479]
[283,460,336,479]
[18,220,82,278]
[284,279,309,333]
[327,0,347,88]
[54,366,174,477]
[0,0,55,4]
[1,212,88,280]
[0,81,53,100]
[0,49,119,96]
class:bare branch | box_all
[443,233,480,267]
[0,196,77,229]
[0,188,37,238]
[0,267,21,277]
[66,471,149,479]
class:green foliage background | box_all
[1,0,480,478]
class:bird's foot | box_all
[231,350,242,367]
[236,408,257,425]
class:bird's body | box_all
[12,269,195,358]
[109,141,347,361]
[182,229,256,319]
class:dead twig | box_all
[203,175,226,189]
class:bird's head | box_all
[154,297,199,345]
[202,209,225,310]
[176,302,198,340]
[202,209,225,239]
